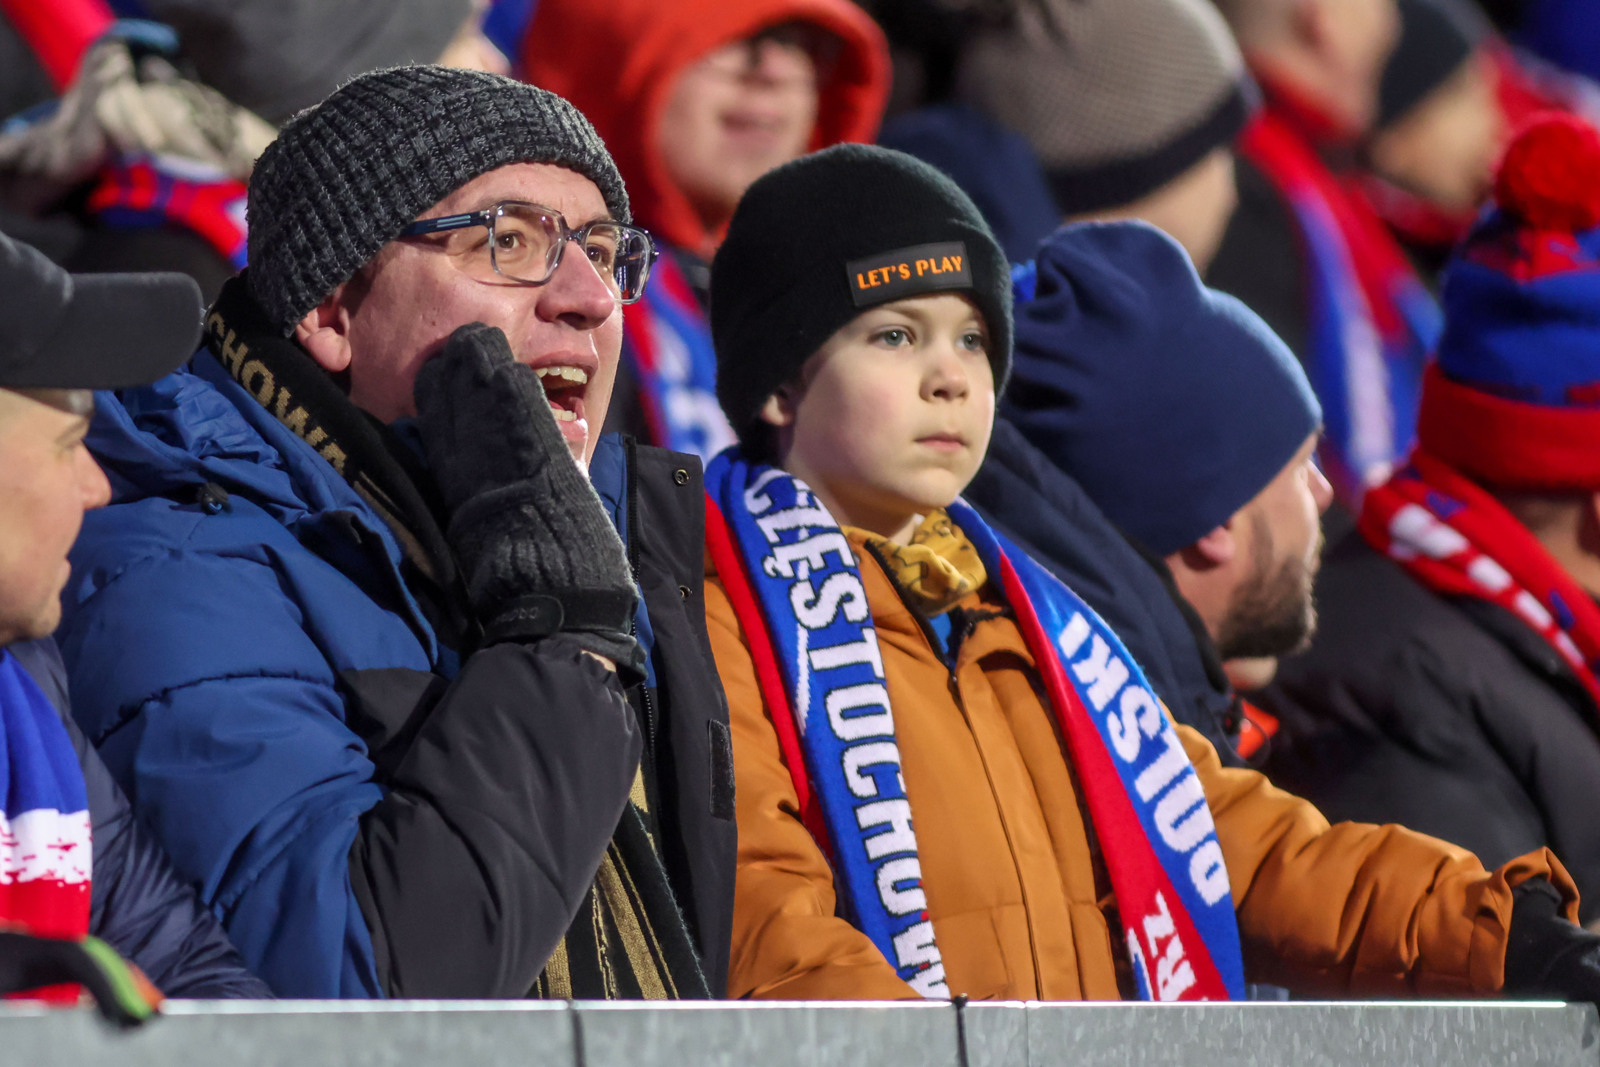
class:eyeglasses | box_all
[398,201,658,303]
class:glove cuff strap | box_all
[482,590,636,646]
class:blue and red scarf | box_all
[86,153,249,270]
[620,252,736,462]
[1362,452,1600,711]
[0,649,93,1002]
[704,452,1245,1000]
[1241,99,1441,506]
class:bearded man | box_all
[968,221,1328,766]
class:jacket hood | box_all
[521,0,890,254]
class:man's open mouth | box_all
[535,364,589,424]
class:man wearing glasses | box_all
[52,67,735,1002]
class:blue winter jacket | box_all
[60,340,662,1003]
[58,352,433,996]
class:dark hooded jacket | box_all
[1260,531,1600,924]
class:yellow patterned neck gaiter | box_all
[850,509,988,617]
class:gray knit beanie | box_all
[247,65,630,335]
[958,0,1255,214]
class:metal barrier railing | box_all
[2,999,1596,1067]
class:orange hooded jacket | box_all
[522,0,891,255]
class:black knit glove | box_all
[415,323,643,676]
[1503,879,1600,1005]
[0,932,161,1027]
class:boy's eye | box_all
[874,327,911,347]
[959,331,987,352]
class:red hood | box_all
[522,0,890,254]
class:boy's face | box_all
[1312,0,1401,134]
[762,293,995,540]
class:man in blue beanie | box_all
[967,220,1328,758]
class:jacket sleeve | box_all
[11,639,271,999]
[347,636,642,998]
[705,572,917,1000]
[1186,725,1579,996]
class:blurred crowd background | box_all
[3,0,1597,488]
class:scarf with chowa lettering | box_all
[1361,452,1600,710]
[704,451,1245,1000]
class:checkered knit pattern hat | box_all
[957,0,1255,213]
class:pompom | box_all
[1495,113,1600,232]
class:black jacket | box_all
[1261,532,1600,923]
[608,437,737,996]
[966,420,1245,762]
[9,639,269,998]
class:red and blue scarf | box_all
[705,452,1245,1000]
[1361,452,1600,709]
[0,649,93,1002]
[87,153,249,269]
[621,252,736,462]
[1241,100,1441,506]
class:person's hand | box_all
[415,323,643,677]
[1503,879,1600,1005]
[0,932,162,1027]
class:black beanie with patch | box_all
[710,143,1012,444]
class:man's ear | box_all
[758,386,797,429]
[294,286,355,374]
[1172,519,1239,573]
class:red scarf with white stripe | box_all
[1360,452,1600,708]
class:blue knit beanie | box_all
[1004,221,1321,556]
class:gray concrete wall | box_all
[1,1000,1595,1067]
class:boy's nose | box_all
[926,346,973,402]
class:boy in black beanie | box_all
[703,143,1600,1008]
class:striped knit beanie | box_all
[1422,114,1600,489]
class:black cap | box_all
[0,230,203,390]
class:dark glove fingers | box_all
[0,932,158,1028]
[415,322,577,508]
[449,480,633,593]
[412,321,640,657]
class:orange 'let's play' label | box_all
[846,242,972,307]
